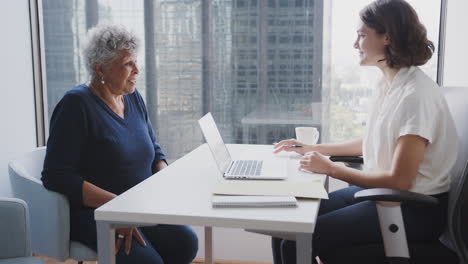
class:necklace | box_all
[87,82,125,112]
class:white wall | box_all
[443,0,468,87]
[0,0,37,196]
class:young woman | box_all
[272,0,458,263]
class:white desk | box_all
[95,144,326,264]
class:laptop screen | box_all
[198,113,232,173]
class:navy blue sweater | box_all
[42,85,166,208]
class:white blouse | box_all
[363,66,458,195]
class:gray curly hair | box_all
[82,23,140,81]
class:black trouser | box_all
[272,186,448,264]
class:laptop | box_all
[198,112,288,180]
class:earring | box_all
[101,76,105,84]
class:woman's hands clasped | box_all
[299,151,334,175]
[115,227,147,255]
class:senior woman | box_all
[41,23,198,264]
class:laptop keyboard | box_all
[231,160,263,176]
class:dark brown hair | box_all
[360,0,434,68]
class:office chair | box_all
[9,147,96,264]
[0,197,44,264]
[326,86,468,264]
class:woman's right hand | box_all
[115,227,147,255]
[273,139,314,155]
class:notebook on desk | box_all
[212,195,297,208]
[198,112,288,180]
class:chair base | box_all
[69,241,97,262]
[321,242,459,264]
[0,257,44,264]
[387,257,410,264]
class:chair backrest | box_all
[442,87,468,263]
[0,197,31,259]
[10,147,45,182]
[9,147,71,261]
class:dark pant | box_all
[272,186,448,264]
[71,208,198,264]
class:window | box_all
[41,0,442,162]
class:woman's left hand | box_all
[115,227,147,255]
[299,151,335,175]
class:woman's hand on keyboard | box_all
[273,139,315,155]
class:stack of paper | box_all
[212,195,297,208]
[212,179,328,199]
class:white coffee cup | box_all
[295,127,319,145]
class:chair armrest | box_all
[354,188,438,206]
[355,188,438,260]
[329,156,363,164]
[0,198,31,259]
[9,164,71,261]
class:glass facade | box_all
[41,0,441,162]
[228,0,323,145]
[42,0,79,117]
[42,0,324,161]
